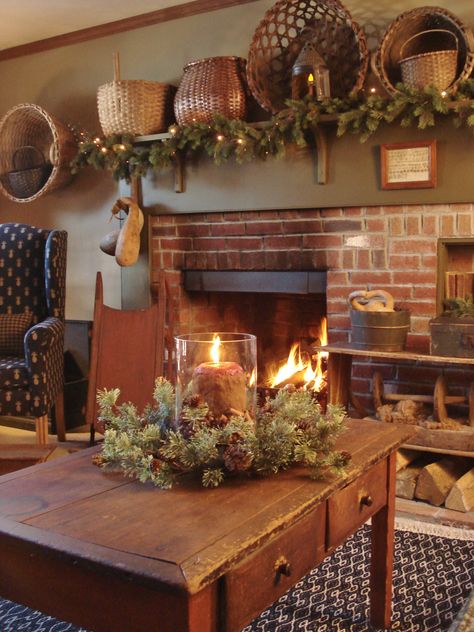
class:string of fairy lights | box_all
[70,81,474,183]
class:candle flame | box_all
[307,73,314,84]
[210,334,221,363]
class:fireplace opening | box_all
[181,270,328,394]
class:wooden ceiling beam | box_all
[0,0,259,61]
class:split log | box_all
[396,463,425,500]
[396,448,420,472]
[445,468,474,513]
[414,458,472,507]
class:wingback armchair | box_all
[0,223,67,444]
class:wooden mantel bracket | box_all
[173,151,185,193]
[310,126,329,185]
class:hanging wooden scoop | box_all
[348,289,395,312]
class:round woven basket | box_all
[247,0,369,113]
[97,80,175,136]
[373,6,474,96]
[399,29,458,91]
[174,56,248,126]
[0,103,77,204]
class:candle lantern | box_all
[175,332,257,422]
[291,40,331,101]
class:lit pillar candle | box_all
[192,335,247,416]
[307,72,315,98]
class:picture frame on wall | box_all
[380,140,437,190]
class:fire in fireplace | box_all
[267,317,328,392]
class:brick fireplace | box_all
[150,202,474,412]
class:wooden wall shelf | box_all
[314,342,474,458]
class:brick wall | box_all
[150,203,474,409]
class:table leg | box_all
[327,353,352,409]
[369,451,396,628]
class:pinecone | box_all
[150,458,162,473]
[207,414,229,429]
[184,394,205,408]
[92,453,105,467]
[178,419,195,439]
[223,444,253,472]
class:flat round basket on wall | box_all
[246,0,369,114]
[373,6,474,96]
[0,103,77,203]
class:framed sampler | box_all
[380,140,437,190]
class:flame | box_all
[210,334,221,364]
[249,368,257,387]
[307,72,315,84]
[269,343,305,387]
[268,318,328,392]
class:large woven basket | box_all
[247,0,368,113]
[373,6,474,96]
[97,80,175,136]
[399,29,458,90]
[0,103,77,204]
[174,56,248,126]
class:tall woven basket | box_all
[0,103,77,204]
[174,56,248,126]
[97,53,175,136]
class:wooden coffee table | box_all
[0,419,414,632]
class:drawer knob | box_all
[274,555,292,577]
[360,494,373,507]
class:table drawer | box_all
[327,459,387,550]
[224,504,326,632]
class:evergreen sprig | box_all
[442,295,474,318]
[71,83,474,182]
[95,378,349,489]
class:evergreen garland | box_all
[94,377,350,489]
[71,81,474,183]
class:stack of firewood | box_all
[396,449,474,513]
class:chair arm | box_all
[24,317,65,415]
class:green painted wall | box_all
[0,0,473,316]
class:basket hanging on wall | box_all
[246,0,369,114]
[97,52,176,136]
[0,103,77,204]
[373,6,474,96]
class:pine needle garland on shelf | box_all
[94,377,350,489]
[71,81,474,183]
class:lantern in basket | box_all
[292,40,331,101]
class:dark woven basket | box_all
[6,146,52,200]
[174,56,248,126]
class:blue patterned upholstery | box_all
[0,223,67,419]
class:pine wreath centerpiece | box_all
[94,377,350,488]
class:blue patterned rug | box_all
[1,520,473,631]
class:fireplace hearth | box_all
[151,202,474,412]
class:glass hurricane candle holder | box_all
[175,332,257,422]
